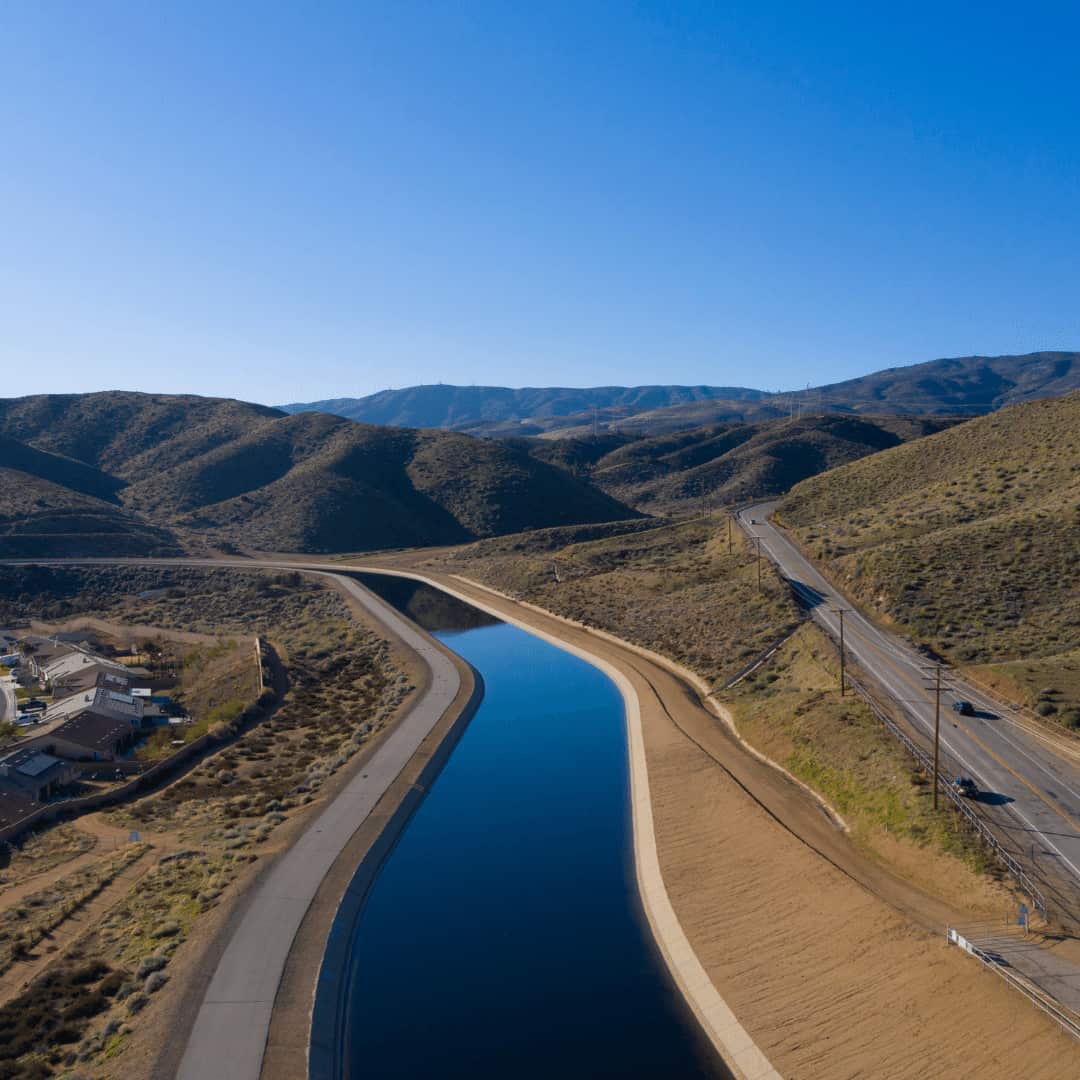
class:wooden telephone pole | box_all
[923,663,945,810]
[832,608,851,696]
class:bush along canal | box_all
[313,572,725,1079]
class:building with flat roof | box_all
[40,711,136,761]
[0,746,77,800]
[44,683,144,727]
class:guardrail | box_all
[744,513,1053,917]
[846,668,1048,915]
[946,926,1080,1040]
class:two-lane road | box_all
[740,502,1080,924]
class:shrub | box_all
[126,993,149,1015]
[136,954,167,979]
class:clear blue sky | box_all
[2,2,1078,404]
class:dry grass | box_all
[0,846,148,977]
[0,826,96,894]
[0,567,407,1076]
[779,393,1080,679]
[968,647,1080,729]
[423,517,801,688]
[719,624,1013,902]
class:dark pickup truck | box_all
[953,776,979,798]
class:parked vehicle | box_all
[953,776,978,798]
[952,699,975,716]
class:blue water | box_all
[337,576,723,1079]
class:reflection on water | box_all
[347,571,500,634]
[331,574,725,1080]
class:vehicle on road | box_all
[952,699,975,716]
[953,776,979,798]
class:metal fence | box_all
[946,926,1080,1040]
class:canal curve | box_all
[313,571,725,1079]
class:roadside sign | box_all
[129,830,140,844]
[1018,903,1029,928]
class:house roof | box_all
[10,751,61,777]
[42,649,130,685]
[45,683,143,725]
[50,710,133,754]
[7,750,63,777]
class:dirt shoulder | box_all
[375,565,1078,1077]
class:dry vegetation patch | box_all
[0,845,148,977]
[779,393,1080,720]
[0,566,407,1076]
[968,647,1080,728]
[0,826,96,895]
[425,518,801,688]
[720,624,1015,909]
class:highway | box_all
[740,502,1080,925]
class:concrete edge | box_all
[306,660,485,1079]
[348,567,781,1080]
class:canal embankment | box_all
[367,567,1078,1079]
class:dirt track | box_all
[395,567,1080,1078]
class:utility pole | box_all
[832,608,851,695]
[726,510,733,554]
[933,663,942,810]
[921,662,947,810]
[699,480,708,520]
[751,537,763,591]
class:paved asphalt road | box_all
[741,502,1080,924]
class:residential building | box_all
[39,711,136,761]
[44,683,145,728]
[41,650,132,700]
[0,746,77,800]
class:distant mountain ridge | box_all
[280,352,1080,437]
[279,384,766,432]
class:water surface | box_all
[334,572,723,1079]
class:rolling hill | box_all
[0,467,180,558]
[523,414,961,516]
[281,352,1080,438]
[0,393,641,554]
[777,393,1080,701]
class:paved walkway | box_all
[176,573,462,1080]
[964,925,1080,1014]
